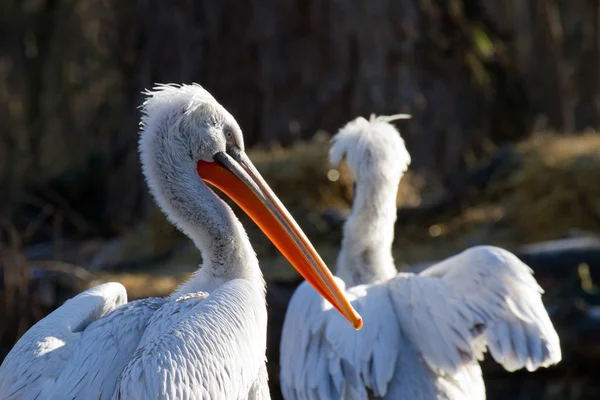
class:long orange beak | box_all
[198,151,362,330]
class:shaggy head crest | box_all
[138,83,244,165]
[329,113,411,182]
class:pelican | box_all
[0,84,362,400]
[280,114,561,399]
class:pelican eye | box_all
[224,128,234,141]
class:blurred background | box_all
[1,0,600,398]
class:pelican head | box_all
[329,114,411,185]
[139,84,362,329]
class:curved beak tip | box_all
[354,315,364,330]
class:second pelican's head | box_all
[329,114,411,186]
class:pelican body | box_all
[0,84,361,400]
[280,115,561,399]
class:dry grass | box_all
[396,132,600,248]
[486,132,600,242]
[92,272,184,300]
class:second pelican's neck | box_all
[141,146,264,297]
[336,176,398,287]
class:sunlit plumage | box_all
[0,84,360,400]
[280,114,561,399]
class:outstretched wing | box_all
[280,277,400,400]
[389,245,561,376]
[114,278,268,400]
[45,296,167,400]
[0,282,128,399]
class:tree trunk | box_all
[532,0,573,131]
[593,0,600,128]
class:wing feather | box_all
[114,279,267,400]
[1,279,269,400]
[389,246,561,376]
[0,282,128,400]
[280,278,399,400]
[47,297,167,400]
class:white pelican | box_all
[279,114,561,399]
[0,84,362,400]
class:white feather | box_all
[280,114,561,400]
[0,84,280,399]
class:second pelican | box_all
[280,114,561,399]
